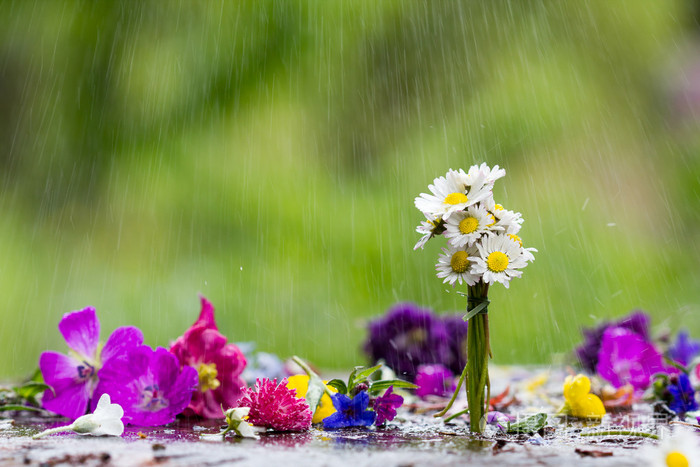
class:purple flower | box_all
[575,310,651,373]
[93,345,198,426]
[364,303,450,381]
[39,307,143,420]
[373,386,403,426]
[441,314,469,375]
[596,327,666,391]
[668,373,698,415]
[486,411,514,431]
[415,364,454,399]
[669,330,700,367]
[322,391,376,429]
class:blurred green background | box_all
[1,0,699,378]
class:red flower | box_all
[170,296,247,418]
[236,378,312,431]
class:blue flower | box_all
[669,330,700,367]
[668,373,698,415]
[322,391,376,429]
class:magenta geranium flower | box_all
[169,296,247,418]
[93,345,198,426]
[39,307,144,420]
[596,327,666,391]
[415,364,454,399]
[235,378,312,431]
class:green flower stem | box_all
[580,430,659,440]
[443,407,470,424]
[434,362,468,418]
[32,425,75,439]
[291,356,333,397]
[466,282,490,434]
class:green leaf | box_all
[507,413,547,434]
[0,405,42,412]
[369,379,417,393]
[13,382,50,401]
[305,374,327,417]
[326,379,347,395]
[348,364,383,391]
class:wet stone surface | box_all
[0,368,667,466]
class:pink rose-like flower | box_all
[236,378,312,431]
[169,296,247,418]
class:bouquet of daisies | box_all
[414,164,535,433]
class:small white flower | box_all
[224,407,258,439]
[414,215,443,250]
[645,428,699,467]
[465,163,506,186]
[435,245,481,287]
[485,199,524,235]
[505,233,537,262]
[33,394,124,439]
[470,234,529,288]
[415,169,492,221]
[444,205,499,248]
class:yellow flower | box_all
[562,374,606,419]
[286,375,337,424]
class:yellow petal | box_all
[563,374,591,403]
[286,374,337,424]
[571,394,606,419]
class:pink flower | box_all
[235,378,312,431]
[596,327,666,391]
[169,296,247,418]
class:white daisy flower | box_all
[506,233,537,262]
[415,169,492,220]
[485,199,524,235]
[444,205,500,248]
[435,245,481,287]
[645,428,699,467]
[470,234,529,288]
[414,214,445,250]
[465,163,506,186]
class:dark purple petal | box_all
[100,326,144,365]
[668,373,699,415]
[58,307,100,359]
[364,303,450,381]
[39,351,91,420]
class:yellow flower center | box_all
[450,251,470,273]
[198,362,221,392]
[494,204,504,211]
[444,193,468,205]
[486,213,496,227]
[486,251,509,272]
[458,217,479,234]
[508,234,523,247]
[666,452,689,467]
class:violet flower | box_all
[415,364,454,399]
[669,331,700,367]
[575,310,651,373]
[441,313,469,375]
[323,391,376,429]
[170,296,247,418]
[596,327,666,391]
[93,346,198,426]
[364,303,450,381]
[668,373,698,416]
[373,386,403,426]
[39,307,143,420]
